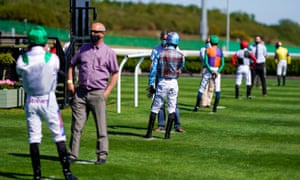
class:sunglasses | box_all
[90,30,105,34]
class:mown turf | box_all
[0,75,300,180]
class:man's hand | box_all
[68,82,75,94]
[211,72,217,80]
[147,85,156,98]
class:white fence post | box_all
[117,56,129,113]
[116,51,150,113]
[134,55,147,107]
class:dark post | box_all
[64,0,97,107]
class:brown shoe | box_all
[155,127,165,132]
[175,128,184,133]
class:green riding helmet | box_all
[28,26,48,45]
[210,35,219,45]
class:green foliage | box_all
[207,9,227,36]
[271,20,300,45]
[1,0,300,46]
[0,52,14,66]
[0,84,12,89]
[230,30,252,41]
[182,56,202,73]
[117,54,300,75]
[231,12,253,22]
[0,81,21,89]
[288,59,300,75]
[0,1,69,29]
[229,12,279,44]
[221,57,235,75]
[265,57,300,76]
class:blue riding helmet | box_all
[166,32,180,46]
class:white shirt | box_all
[16,46,59,96]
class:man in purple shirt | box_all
[67,22,119,165]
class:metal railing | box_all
[116,51,150,113]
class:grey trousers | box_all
[69,88,108,160]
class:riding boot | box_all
[56,141,77,180]
[164,113,175,139]
[277,75,281,86]
[246,85,252,99]
[193,92,202,112]
[235,85,239,99]
[30,143,41,180]
[145,112,156,138]
[192,98,201,112]
[212,97,220,113]
[282,76,286,86]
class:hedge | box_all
[117,56,300,76]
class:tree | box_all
[0,52,15,80]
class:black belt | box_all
[88,88,103,91]
[164,78,176,80]
[78,86,103,92]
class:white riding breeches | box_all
[25,92,66,144]
[236,65,251,86]
[277,60,287,76]
[151,79,178,114]
[198,68,221,93]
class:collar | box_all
[92,42,105,49]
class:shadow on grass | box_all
[9,153,100,165]
[177,102,194,111]
[9,153,58,162]
[108,125,162,139]
[0,171,32,180]
[108,125,145,137]
[108,130,146,138]
[108,125,145,130]
[0,171,64,180]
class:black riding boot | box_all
[282,76,286,86]
[212,97,220,113]
[145,112,156,138]
[246,85,252,99]
[164,113,175,139]
[277,75,281,86]
[235,85,239,99]
[30,143,41,180]
[193,97,201,112]
[56,141,77,180]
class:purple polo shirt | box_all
[71,42,119,90]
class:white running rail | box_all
[113,48,300,113]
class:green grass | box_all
[1,75,300,180]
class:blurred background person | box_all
[199,37,214,107]
[145,32,185,139]
[193,35,225,113]
[149,31,184,133]
[250,35,268,96]
[231,40,256,99]
[274,41,291,86]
